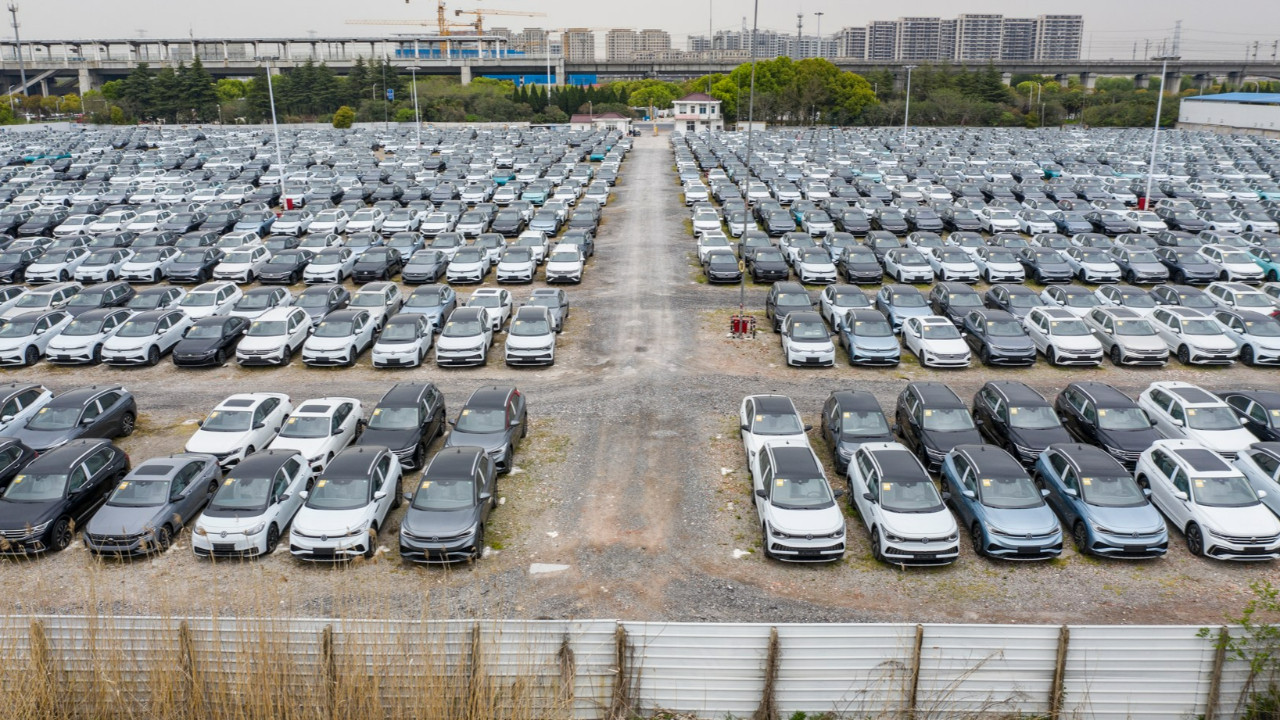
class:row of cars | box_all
[742,380,1280,566]
[0,279,570,369]
[766,278,1280,369]
[0,382,529,563]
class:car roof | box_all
[426,446,482,477]
[230,448,300,476]
[984,381,1047,405]
[831,390,880,412]
[217,393,280,409]
[293,397,354,415]
[955,444,1026,478]
[25,438,114,468]
[1099,306,1144,320]
[869,445,927,478]
[1070,382,1137,408]
[326,445,385,477]
[1166,385,1221,404]
[466,385,516,409]
[450,306,485,321]
[770,445,821,474]
[1225,389,1280,407]
[1037,307,1076,319]
[324,308,364,322]
[1051,443,1127,474]
[49,385,123,406]
[1172,447,1233,473]
[909,382,965,407]
[379,382,431,406]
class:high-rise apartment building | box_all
[896,17,945,61]
[605,29,638,61]
[637,29,672,54]
[561,29,596,61]
[1035,14,1084,60]
[1001,18,1038,61]
[955,14,1004,61]
[836,26,867,59]
[867,21,899,61]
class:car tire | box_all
[155,525,173,552]
[213,349,225,365]
[412,443,426,470]
[207,479,219,497]
[870,527,886,564]
[346,347,357,367]
[1177,345,1192,365]
[119,412,136,437]
[152,270,162,283]
[1242,345,1256,366]
[979,347,991,366]
[1046,347,1058,366]
[1173,270,1186,284]
[49,517,73,552]
[970,524,986,557]
[280,346,292,366]
[363,526,377,559]
[472,524,486,561]
[1185,523,1205,557]
[265,524,280,555]
[147,346,161,366]
[1110,346,1124,366]
[1269,270,1279,283]
[59,270,69,282]
[1073,523,1091,554]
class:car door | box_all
[371,453,396,526]
[753,449,774,524]
[287,310,308,351]
[354,313,374,350]
[76,447,118,521]
[821,396,839,449]
[331,403,357,455]
[251,398,281,448]
[277,456,309,525]
[169,461,206,523]
[947,454,978,528]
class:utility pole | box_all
[1252,41,1259,61]
[814,12,824,59]
[902,64,917,142]
[1144,55,1179,212]
[6,4,25,97]
[1172,20,1181,57]
[741,0,760,315]
[1132,42,1136,61]
[796,13,802,59]
[1144,39,1150,60]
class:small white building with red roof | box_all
[673,92,724,132]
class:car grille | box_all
[0,528,32,540]
[211,543,240,554]
[770,542,844,554]
[1215,532,1280,545]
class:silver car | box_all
[1082,306,1169,366]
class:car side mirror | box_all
[1142,488,1152,497]
[862,491,875,503]
[1171,418,1184,427]
[1064,488,1078,497]
[962,489,976,499]
[1258,490,1268,499]
[373,490,388,501]
[277,493,290,504]
[298,490,309,500]
[803,424,813,432]
[80,416,94,425]
[754,488,767,499]
[1174,490,1189,501]
[402,492,413,502]
[0,415,11,423]
[253,421,265,429]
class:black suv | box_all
[765,282,814,332]
[972,381,1072,466]
[1054,382,1163,468]
[443,386,527,474]
[357,382,448,470]
[894,382,984,473]
[399,446,498,563]
[928,282,984,326]
[0,438,129,553]
[960,308,1037,366]
[819,390,894,475]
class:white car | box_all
[126,209,173,233]
[302,309,377,366]
[1137,381,1258,458]
[739,394,811,477]
[380,209,421,235]
[978,206,1021,233]
[1198,244,1265,283]
[692,209,722,235]
[52,214,98,239]
[1233,445,1280,519]
[1017,209,1057,235]
[496,247,536,283]
[228,286,292,320]
[882,248,934,284]
[466,287,514,331]
[235,307,311,366]
[1064,247,1122,283]
[191,449,313,558]
[901,315,971,368]
[303,247,356,284]
[973,246,1026,283]
[514,231,550,263]
[216,231,262,251]
[926,247,980,283]
[847,442,959,566]
[73,248,133,284]
[177,281,243,320]
[272,209,314,236]
[25,247,89,284]
[100,309,193,366]
[0,310,73,366]
[1214,309,1280,366]
[445,247,492,284]
[1124,210,1168,234]
[793,247,837,284]
[289,445,401,560]
[213,246,271,284]
[751,440,845,562]
[44,308,132,365]
[1,282,78,320]
[371,313,434,368]
[308,209,350,235]
[434,306,493,367]
[504,305,557,366]
[268,396,364,472]
[348,282,403,331]
[778,311,835,367]
[696,233,732,263]
[1205,281,1275,313]
[419,212,454,237]
[1148,306,1239,365]
[544,243,585,284]
[88,210,137,234]
[120,246,179,283]
[185,393,294,468]
[1023,306,1104,366]
[1136,439,1280,560]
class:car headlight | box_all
[944,532,959,542]
[243,523,266,536]
[194,526,208,536]
[769,525,791,539]
[884,532,907,543]
[345,524,369,537]
[27,520,52,537]
[1091,524,1119,536]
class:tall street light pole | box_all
[406,65,421,148]
[1144,55,1179,211]
[740,0,760,315]
[902,65,917,142]
[7,4,25,96]
[264,63,283,169]
[814,12,823,58]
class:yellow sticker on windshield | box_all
[924,410,933,416]
[37,408,46,413]
[117,482,128,490]
[1082,478,1092,485]
[1272,410,1280,417]
[224,478,233,485]
[776,479,785,486]
[462,409,471,416]
[372,409,382,416]
[421,481,431,489]
[842,412,852,419]
[981,478,991,487]
[316,480,326,488]
[882,482,891,491]
[1098,410,1108,416]
[1010,407,1019,415]
[1188,409,1197,416]
[209,411,219,417]
[11,476,21,484]
[1195,479,1205,488]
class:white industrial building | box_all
[1179,93,1280,138]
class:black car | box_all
[166,247,222,283]
[18,208,69,236]
[88,230,136,249]
[172,315,249,367]
[1156,206,1208,233]
[746,247,790,283]
[1055,382,1163,468]
[928,282,984,326]
[490,209,526,236]
[560,229,595,259]
[136,230,181,248]
[837,209,872,234]
[960,309,1037,366]
[5,385,137,453]
[895,382,985,474]
[234,209,277,236]
[443,386,527,474]
[703,251,743,283]
[1149,283,1219,311]
[765,282,814,332]
[246,185,282,205]
[399,445,497,563]
[984,283,1046,321]
[402,249,449,284]
[0,210,31,235]
[294,284,350,326]
[357,382,448,470]
[972,381,1072,466]
[820,390,894,475]
[764,209,796,236]
[159,211,207,234]
[352,247,403,283]
[0,437,35,491]
[865,231,904,262]
[834,245,880,284]
[0,439,129,553]
[61,280,134,317]
[1154,246,1218,284]
[199,209,242,235]
[940,206,983,232]
[258,249,314,285]
[0,246,40,282]
[904,206,944,232]
[1085,211,1130,236]
[874,207,909,234]
[1051,211,1094,235]
[1222,390,1280,442]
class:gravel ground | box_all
[0,133,1270,626]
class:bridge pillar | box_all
[1079,72,1096,89]
[460,64,472,86]
[1227,71,1243,89]
[1001,72,1013,86]
[1134,73,1149,89]
[78,67,94,94]
[1054,73,1070,86]
[556,58,566,87]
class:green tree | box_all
[332,105,355,128]
[215,78,246,102]
[178,57,218,121]
[117,63,154,118]
[150,66,182,121]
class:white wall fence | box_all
[0,616,1259,719]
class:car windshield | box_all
[305,475,370,511]
[296,293,331,309]
[1008,406,1061,430]
[979,474,1043,509]
[1222,252,1253,264]
[852,318,893,337]
[1076,474,1147,507]
[1194,475,1259,507]
[921,407,975,431]
[1186,406,1242,431]
[1177,293,1216,309]
[756,251,785,263]
[881,478,944,513]
[455,408,506,434]
[280,415,329,439]
[770,475,834,510]
[0,320,37,338]
[368,406,421,430]
[981,319,1022,337]
[790,321,829,341]
[376,320,418,341]
[107,476,172,507]
[248,320,287,337]
[314,249,346,263]
[64,317,112,336]
[986,251,1018,263]
[833,292,867,308]
[350,293,383,308]
[548,251,579,263]
[1089,406,1149,431]
[1182,318,1222,335]
[188,323,230,340]
[347,234,376,248]
[1244,319,1280,337]
[119,318,164,336]
[1235,294,1273,308]
[1,473,66,502]
[841,410,889,437]
[314,320,354,338]
[133,249,168,262]
[25,405,80,430]
[181,292,218,308]
[921,324,960,339]
[239,291,280,309]
[175,251,208,264]
[949,293,983,307]
[1048,318,1090,336]
[412,476,476,511]
[510,317,550,336]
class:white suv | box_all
[185,393,294,468]
[751,440,845,562]
[236,307,311,366]
[268,397,364,472]
[1137,381,1258,458]
[848,441,960,566]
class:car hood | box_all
[986,335,1036,352]
[1116,334,1167,351]
[982,503,1060,535]
[1097,426,1164,453]
[922,428,984,450]
[402,507,478,538]
[1196,503,1280,537]
[437,334,485,350]
[292,505,371,537]
[185,428,254,454]
[270,436,330,460]
[1010,426,1073,448]
[6,427,78,452]
[1050,334,1102,351]
[880,508,957,537]
[850,333,899,350]
[236,334,287,351]
[174,337,223,354]
[105,335,160,350]
[86,503,168,536]
[506,333,553,350]
[1188,427,1259,453]
[922,337,968,353]
[359,428,419,452]
[1083,502,1164,533]
[767,504,844,536]
[306,335,357,351]
[0,498,59,531]
[452,261,486,271]
[1182,334,1237,351]
[497,260,533,271]
[445,429,504,453]
[0,335,38,351]
[169,261,207,272]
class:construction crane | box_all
[346,1,470,36]
[453,7,546,35]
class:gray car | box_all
[83,453,221,556]
[398,446,497,563]
[528,287,570,333]
[443,386,527,474]
[1083,306,1170,366]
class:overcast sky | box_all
[13,0,1280,61]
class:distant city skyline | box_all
[10,0,1280,61]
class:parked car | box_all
[0,439,129,553]
[941,445,1063,559]
[398,446,499,563]
[442,386,527,474]
[894,382,984,474]
[288,445,401,561]
[184,392,293,468]
[4,385,136,453]
[819,390,894,475]
[191,449,313,559]
[1137,381,1257,458]
[847,442,959,566]
[83,453,221,556]
[356,382,447,470]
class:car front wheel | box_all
[1185,523,1205,557]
